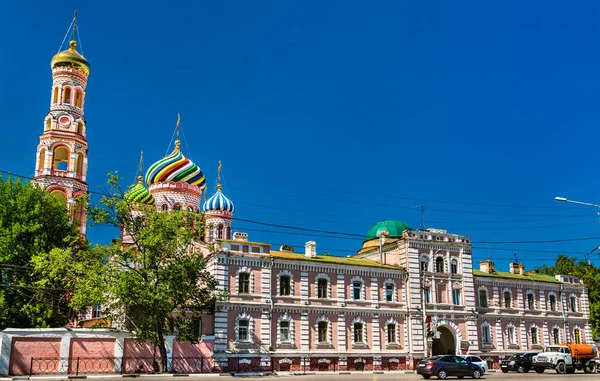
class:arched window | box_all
[450,259,458,274]
[318,321,328,343]
[52,87,59,104]
[420,255,429,272]
[385,318,398,345]
[574,328,582,344]
[527,291,536,310]
[503,290,513,308]
[161,204,168,212]
[235,313,253,343]
[552,327,561,345]
[209,225,214,241]
[45,118,51,131]
[351,317,367,345]
[75,152,84,175]
[187,206,194,212]
[225,226,231,239]
[570,296,578,312]
[277,313,294,344]
[76,121,84,135]
[435,257,444,272]
[53,146,69,171]
[385,283,394,302]
[530,326,539,345]
[506,322,516,346]
[481,322,492,344]
[174,204,181,211]
[217,224,224,239]
[318,278,328,298]
[548,293,557,311]
[38,148,46,172]
[350,276,365,300]
[63,87,71,104]
[75,90,83,108]
[279,275,291,296]
[238,272,250,294]
[50,189,67,205]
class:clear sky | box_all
[2,1,600,272]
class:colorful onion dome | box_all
[144,141,206,189]
[125,177,155,205]
[51,40,90,77]
[202,185,235,213]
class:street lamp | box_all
[554,196,600,209]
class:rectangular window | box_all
[239,273,250,294]
[450,261,458,274]
[479,289,488,307]
[280,275,290,296]
[353,281,362,300]
[527,294,535,309]
[452,289,461,305]
[280,321,290,342]
[318,321,328,342]
[424,287,431,303]
[92,305,102,319]
[385,283,394,302]
[238,320,249,341]
[570,297,577,312]
[553,328,560,345]
[507,326,515,345]
[504,292,512,308]
[387,324,396,343]
[482,326,491,344]
[531,328,538,345]
[549,295,556,311]
[318,279,328,298]
[353,323,363,343]
[574,329,581,344]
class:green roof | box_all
[270,250,400,270]
[473,269,559,283]
[364,220,411,242]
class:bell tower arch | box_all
[33,12,90,235]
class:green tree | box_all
[0,176,84,328]
[537,254,600,338]
[69,173,221,372]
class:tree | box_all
[69,173,221,372]
[0,176,84,328]
[537,254,600,338]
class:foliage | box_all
[0,176,84,328]
[70,173,222,372]
[537,254,600,338]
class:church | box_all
[17,15,593,372]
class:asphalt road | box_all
[21,372,600,381]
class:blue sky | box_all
[2,1,600,272]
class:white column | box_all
[338,313,346,351]
[520,321,528,349]
[58,335,72,373]
[337,274,345,304]
[114,337,125,373]
[539,290,546,313]
[372,314,381,350]
[214,310,228,352]
[371,277,379,307]
[260,310,271,351]
[542,321,550,347]
[301,272,309,302]
[301,311,309,351]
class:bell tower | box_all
[33,12,90,235]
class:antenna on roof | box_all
[488,247,492,261]
[513,253,519,264]
[413,204,425,230]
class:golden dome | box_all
[51,40,90,76]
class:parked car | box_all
[417,355,484,379]
[459,356,488,373]
[500,352,539,373]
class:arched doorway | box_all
[432,326,456,355]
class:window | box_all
[387,323,396,344]
[53,146,69,171]
[481,324,491,344]
[209,225,214,241]
[161,204,168,211]
[549,294,557,311]
[452,289,461,305]
[527,293,535,310]
[226,226,231,239]
[385,283,394,302]
[280,321,290,342]
[353,281,362,300]
[318,321,328,342]
[570,296,577,312]
[504,291,512,308]
[507,326,516,345]
[53,87,59,103]
[187,206,194,212]
[479,289,488,307]
[553,328,560,345]
[450,259,458,274]
[574,329,581,344]
[420,256,429,272]
[75,90,82,108]
[424,287,431,303]
[318,278,328,298]
[239,273,250,294]
[217,224,223,239]
[92,305,102,318]
[63,87,71,104]
[531,327,538,345]
[280,275,290,296]
[238,319,249,341]
[353,322,364,343]
[174,204,181,211]
[435,257,444,272]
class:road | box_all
[23,372,600,381]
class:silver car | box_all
[460,356,488,373]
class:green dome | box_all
[364,220,411,242]
[125,178,155,206]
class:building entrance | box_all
[432,326,456,355]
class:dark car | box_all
[417,355,484,379]
[500,352,539,373]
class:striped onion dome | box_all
[144,140,206,189]
[202,186,235,213]
[125,177,155,205]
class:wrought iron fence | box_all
[27,355,411,376]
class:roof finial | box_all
[217,160,223,191]
[174,113,181,150]
[70,11,78,44]
[137,150,144,183]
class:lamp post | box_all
[554,196,600,210]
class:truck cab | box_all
[532,344,597,374]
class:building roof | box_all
[270,250,401,270]
[473,269,559,283]
[364,220,411,242]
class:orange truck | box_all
[532,343,598,374]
